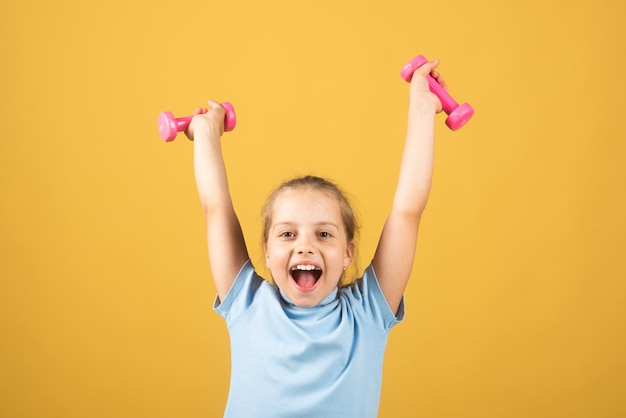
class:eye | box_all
[318,231,332,238]
[279,231,295,238]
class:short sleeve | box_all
[213,259,265,324]
[344,264,405,332]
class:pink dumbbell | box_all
[158,102,237,142]
[400,55,474,131]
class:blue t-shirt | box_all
[214,260,405,418]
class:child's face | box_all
[264,188,354,308]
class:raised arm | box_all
[186,100,249,302]
[372,61,444,314]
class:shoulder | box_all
[213,259,275,322]
[340,263,405,331]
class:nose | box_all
[295,236,315,255]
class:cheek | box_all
[265,244,287,267]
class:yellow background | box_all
[1,0,625,417]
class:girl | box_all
[185,59,445,417]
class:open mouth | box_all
[290,264,322,290]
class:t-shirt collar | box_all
[279,287,339,308]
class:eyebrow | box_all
[272,221,340,230]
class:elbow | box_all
[389,205,426,227]
[392,188,431,218]
[201,199,236,223]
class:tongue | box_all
[293,271,317,289]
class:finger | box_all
[207,99,222,110]
[428,61,449,90]
[432,72,447,89]
[414,59,439,79]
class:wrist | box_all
[409,95,438,111]
[192,120,223,141]
[408,101,437,123]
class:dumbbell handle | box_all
[425,69,458,115]
[169,115,193,130]
[158,102,236,142]
[401,55,474,130]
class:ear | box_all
[264,243,270,267]
[343,241,355,268]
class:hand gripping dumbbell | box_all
[157,102,237,142]
[400,55,474,131]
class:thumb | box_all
[207,100,223,111]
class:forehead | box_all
[271,188,342,223]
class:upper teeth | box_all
[292,265,320,271]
